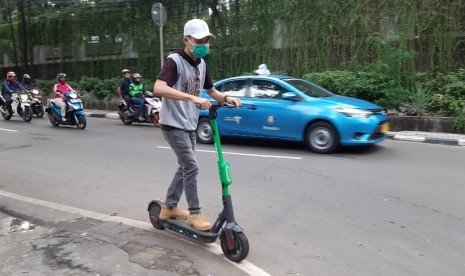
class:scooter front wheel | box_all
[148,201,165,230]
[220,231,249,263]
[22,106,33,122]
[75,116,86,130]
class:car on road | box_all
[196,75,390,153]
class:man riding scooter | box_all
[129,73,146,121]
[21,74,35,90]
[1,72,26,113]
[52,73,74,122]
[117,68,132,104]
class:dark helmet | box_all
[56,73,67,82]
[132,73,142,84]
[23,74,31,84]
[122,68,131,75]
[7,71,17,82]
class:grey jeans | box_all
[162,128,201,214]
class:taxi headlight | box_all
[333,107,373,118]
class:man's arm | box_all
[154,79,211,109]
[2,82,12,94]
[66,84,74,92]
[16,83,26,91]
[53,84,62,97]
[207,87,241,107]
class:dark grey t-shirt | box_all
[157,52,208,131]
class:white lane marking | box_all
[158,146,302,160]
[0,127,18,132]
[0,189,271,276]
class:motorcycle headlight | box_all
[20,94,28,101]
[333,107,373,118]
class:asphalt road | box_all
[1,116,465,275]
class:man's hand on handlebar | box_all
[224,95,241,108]
[193,97,212,110]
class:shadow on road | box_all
[218,137,389,156]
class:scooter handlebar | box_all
[195,100,237,111]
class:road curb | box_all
[390,133,465,147]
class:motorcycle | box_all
[45,91,86,129]
[0,91,33,122]
[117,91,161,127]
[27,88,45,118]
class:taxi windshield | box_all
[283,78,334,98]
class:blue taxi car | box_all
[196,75,390,153]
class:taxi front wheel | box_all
[305,121,338,154]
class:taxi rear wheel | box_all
[196,117,213,144]
[305,121,338,153]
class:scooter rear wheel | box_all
[36,106,44,118]
[148,202,164,230]
[122,111,133,125]
[1,110,12,120]
[49,116,59,127]
[220,231,249,263]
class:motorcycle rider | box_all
[117,69,132,105]
[52,73,74,122]
[1,72,26,112]
[129,73,145,121]
[21,74,35,90]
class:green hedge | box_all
[302,69,465,133]
[302,70,409,110]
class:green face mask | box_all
[191,43,210,58]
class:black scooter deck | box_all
[161,218,220,243]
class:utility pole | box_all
[151,3,167,69]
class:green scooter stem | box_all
[210,117,233,196]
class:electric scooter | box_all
[148,101,249,263]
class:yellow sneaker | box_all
[187,213,212,231]
[159,205,189,220]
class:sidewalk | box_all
[0,193,252,276]
[84,109,465,147]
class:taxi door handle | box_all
[247,105,257,110]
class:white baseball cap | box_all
[183,19,216,39]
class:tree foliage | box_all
[0,0,463,81]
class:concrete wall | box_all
[389,116,454,133]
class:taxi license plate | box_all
[380,122,390,133]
